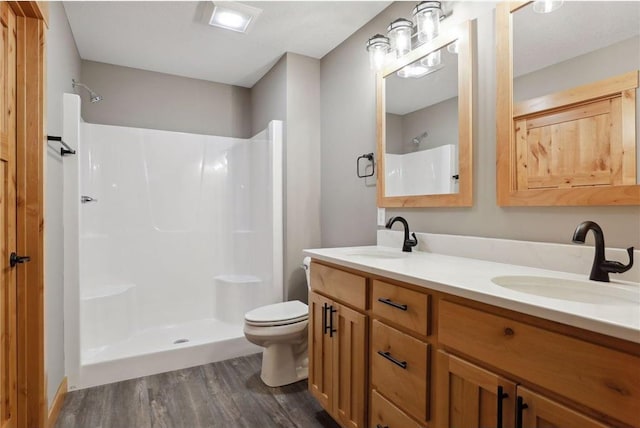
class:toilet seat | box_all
[245,300,308,327]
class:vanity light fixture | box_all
[208,2,262,33]
[365,1,452,76]
[532,0,563,14]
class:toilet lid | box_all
[245,300,309,326]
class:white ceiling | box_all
[63,1,391,88]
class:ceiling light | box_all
[208,2,262,33]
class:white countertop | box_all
[303,245,640,344]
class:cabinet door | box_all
[517,387,608,428]
[308,291,333,410]
[333,303,367,428]
[436,351,516,428]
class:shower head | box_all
[411,131,428,145]
[72,79,103,103]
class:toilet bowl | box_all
[243,257,311,387]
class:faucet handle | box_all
[406,232,418,247]
[602,247,634,274]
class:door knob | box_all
[9,252,31,268]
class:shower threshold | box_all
[74,318,260,390]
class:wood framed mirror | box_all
[376,20,474,208]
[496,1,640,206]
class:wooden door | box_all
[308,291,333,410]
[333,303,366,428]
[517,387,608,428]
[436,351,516,428]
[0,3,17,427]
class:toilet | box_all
[243,257,311,387]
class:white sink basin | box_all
[491,275,640,305]
[347,248,408,260]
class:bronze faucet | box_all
[571,221,634,282]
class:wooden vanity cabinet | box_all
[308,263,367,428]
[307,259,640,428]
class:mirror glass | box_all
[496,2,640,206]
[384,42,459,197]
[513,1,640,185]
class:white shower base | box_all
[74,318,260,390]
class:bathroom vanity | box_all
[304,246,640,428]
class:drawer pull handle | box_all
[376,425,389,428]
[516,396,528,428]
[497,385,509,428]
[377,351,407,369]
[377,298,408,311]
[504,327,514,336]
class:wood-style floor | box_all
[55,353,340,428]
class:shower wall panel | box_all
[78,122,281,340]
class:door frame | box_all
[8,2,47,427]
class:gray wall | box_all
[45,1,82,409]
[251,53,322,303]
[251,55,287,133]
[284,54,322,302]
[80,60,252,137]
[320,1,640,249]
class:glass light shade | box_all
[397,64,430,79]
[366,34,390,71]
[532,0,564,13]
[420,50,441,68]
[413,1,442,43]
[387,18,414,58]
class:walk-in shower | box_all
[62,94,283,389]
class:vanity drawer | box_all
[371,320,429,422]
[371,389,426,428]
[439,300,640,427]
[372,280,430,336]
[310,262,367,310]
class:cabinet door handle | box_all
[328,305,337,337]
[377,351,407,369]
[516,396,528,428]
[9,252,31,268]
[376,425,389,428]
[497,385,509,428]
[377,298,408,311]
[322,303,328,335]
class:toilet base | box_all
[260,343,308,387]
